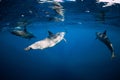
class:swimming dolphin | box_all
[24,31,66,51]
[96,0,120,7]
[37,0,63,3]
[52,1,64,17]
[37,0,53,3]
[10,26,35,40]
[96,30,115,58]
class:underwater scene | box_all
[0,0,120,80]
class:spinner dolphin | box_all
[10,26,35,40]
[24,31,66,51]
[96,0,120,7]
[96,30,115,58]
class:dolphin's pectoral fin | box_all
[63,38,67,43]
[103,30,107,35]
[48,31,54,36]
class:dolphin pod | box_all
[24,31,66,51]
[96,30,115,58]
[9,27,117,59]
[7,27,117,59]
[23,29,116,59]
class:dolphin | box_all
[96,0,120,7]
[96,30,115,58]
[37,0,63,3]
[24,31,66,51]
[10,25,35,40]
[52,1,64,17]
[37,0,53,3]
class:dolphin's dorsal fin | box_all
[103,30,107,35]
[48,31,53,36]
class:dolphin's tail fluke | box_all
[24,47,32,51]
[111,51,115,58]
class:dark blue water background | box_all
[0,0,120,80]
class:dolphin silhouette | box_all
[24,31,66,51]
[10,25,35,40]
[96,30,115,58]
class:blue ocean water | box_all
[0,0,120,80]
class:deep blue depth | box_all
[0,0,120,80]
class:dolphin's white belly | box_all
[27,36,63,50]
[28,38,51,49]
[25,31,65,50]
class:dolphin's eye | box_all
[53,36,57,38]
